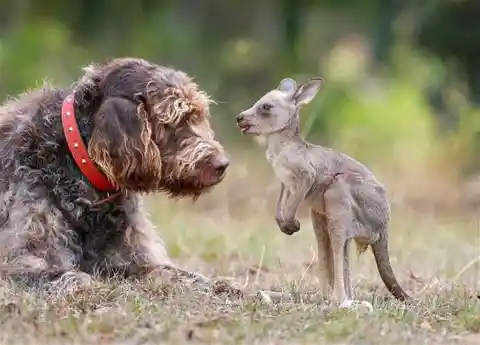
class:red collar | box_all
[61,93,118,193]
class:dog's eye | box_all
[261,103,273,111]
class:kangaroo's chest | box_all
[266,150,299,188]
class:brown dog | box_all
[0,57,235,294]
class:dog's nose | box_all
[212,156,230,174]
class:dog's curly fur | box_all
[0,57,231,292]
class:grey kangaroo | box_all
[236,77,411,308]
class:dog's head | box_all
[76,57,228,198]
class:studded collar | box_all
[61,93,119,193]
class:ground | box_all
[0,160,478,345]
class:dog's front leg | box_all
[102,209,244,298]
[150,265,243,298]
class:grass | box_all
[0,154,479,345]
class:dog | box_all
[0,57,236,294]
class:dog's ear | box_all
[88,97,162,191]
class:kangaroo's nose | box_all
[212,156,230,175]
[236,113,245,122]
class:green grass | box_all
[0,175,478,345]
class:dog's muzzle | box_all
[210,155,229,176]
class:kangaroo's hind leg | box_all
[310,209,334,300]
[324,178,373,311]
[343,239,353,299]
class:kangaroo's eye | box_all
[261,103,273,111]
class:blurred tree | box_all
[416,0,480,106]
[280,0,302,72]
[371,0,404,67]
[0,0,478,171]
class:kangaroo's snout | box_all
[236,112,246,123]
[236,111,255,135]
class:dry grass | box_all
[0,152,479,345]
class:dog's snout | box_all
[212,156,230,174]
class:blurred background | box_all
[2,0,480,221]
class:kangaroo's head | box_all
[236,77,324,136]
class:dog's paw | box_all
[212,280,244,299]
[49,271,93,295]
[276,218,300,235]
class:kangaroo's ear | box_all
[277,78,297,94]
[88,97,162,191]
[293,77,324,106]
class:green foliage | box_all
[1,0,479,173]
